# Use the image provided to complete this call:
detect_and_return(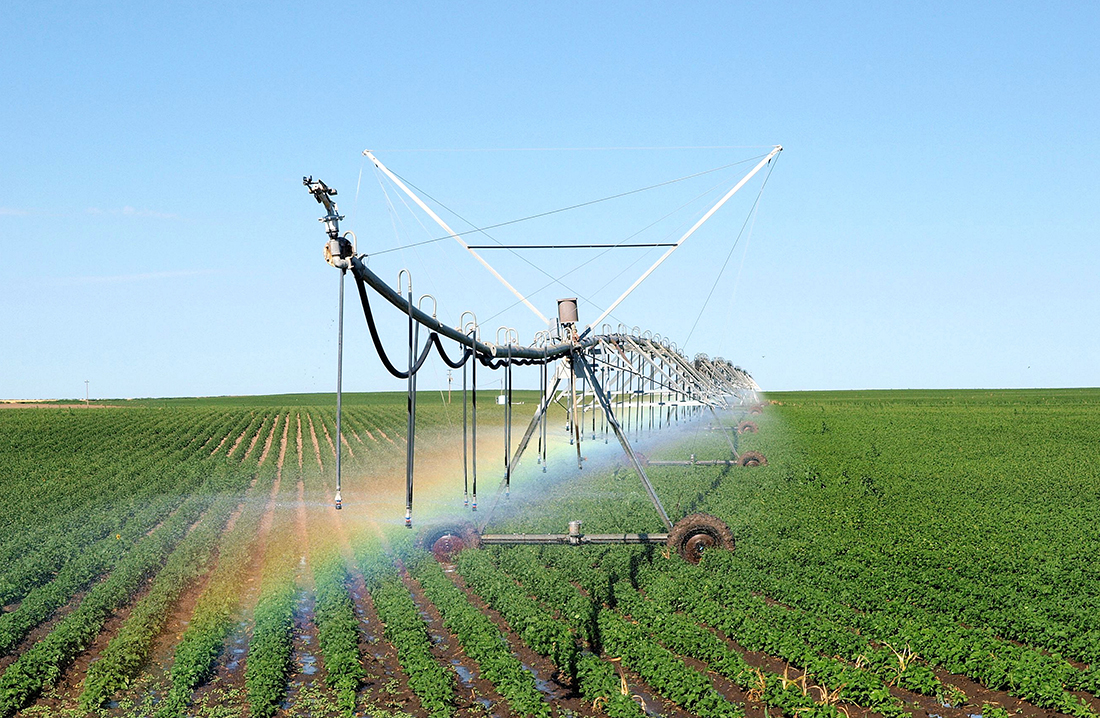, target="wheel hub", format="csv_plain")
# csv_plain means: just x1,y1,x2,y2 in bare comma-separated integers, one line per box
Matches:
431,533,467,562
684,532,716,563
